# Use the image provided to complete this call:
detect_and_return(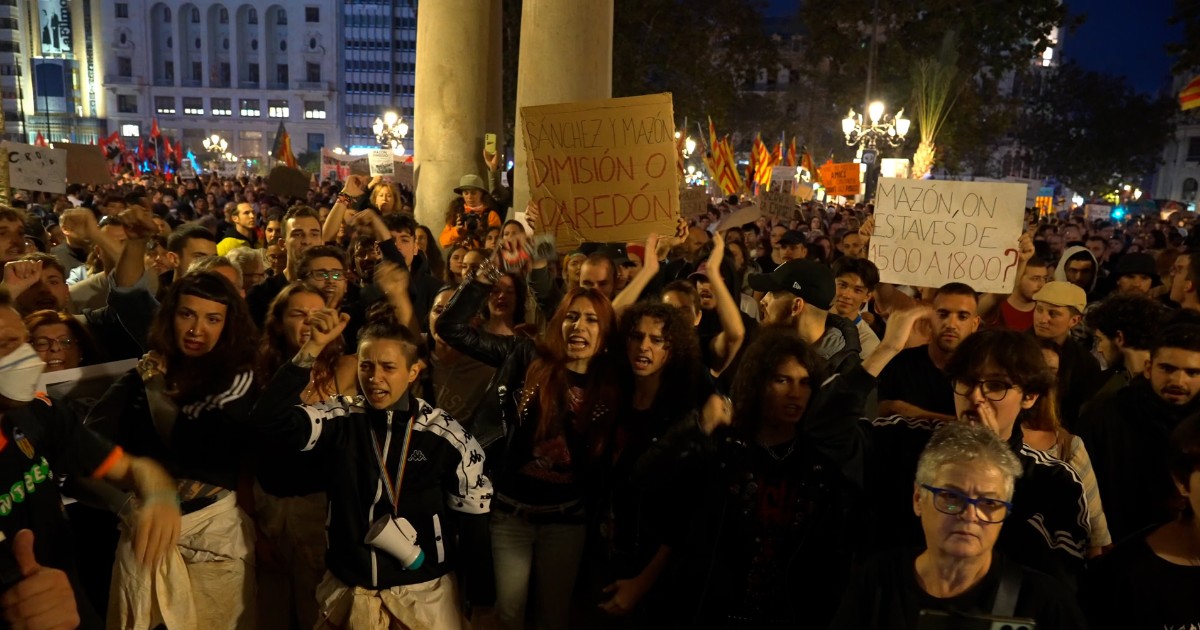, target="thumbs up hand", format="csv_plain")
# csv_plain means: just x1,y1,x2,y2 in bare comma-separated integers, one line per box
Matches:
1,529,81,630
